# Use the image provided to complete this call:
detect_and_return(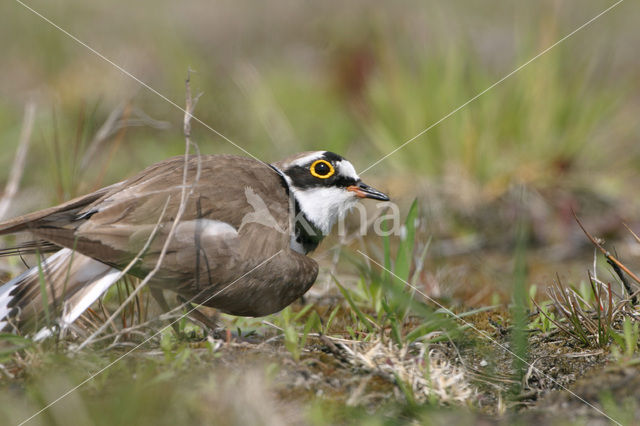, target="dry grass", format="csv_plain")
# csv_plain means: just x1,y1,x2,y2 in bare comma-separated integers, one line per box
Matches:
339,339,476,405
